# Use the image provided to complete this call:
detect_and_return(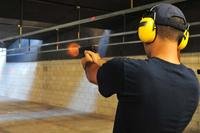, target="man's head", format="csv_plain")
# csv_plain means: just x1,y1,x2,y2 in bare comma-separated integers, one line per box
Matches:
138,3,189,58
